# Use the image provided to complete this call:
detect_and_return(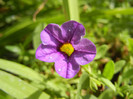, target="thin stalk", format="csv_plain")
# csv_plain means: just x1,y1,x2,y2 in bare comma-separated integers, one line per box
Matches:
63,0,80,22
